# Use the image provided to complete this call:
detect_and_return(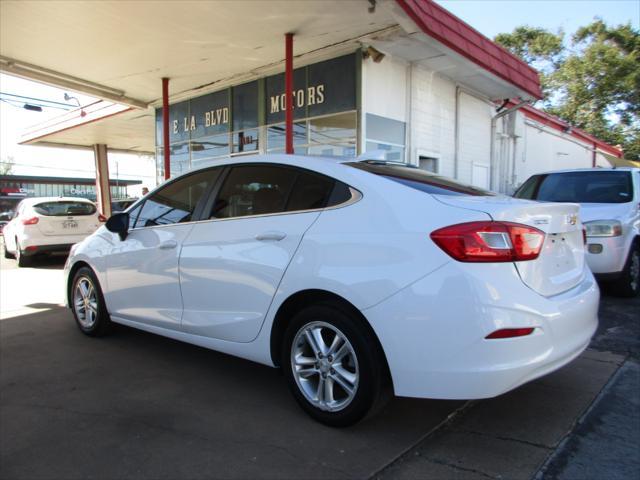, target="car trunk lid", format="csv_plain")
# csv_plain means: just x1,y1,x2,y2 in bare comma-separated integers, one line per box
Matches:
433,195,585,297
